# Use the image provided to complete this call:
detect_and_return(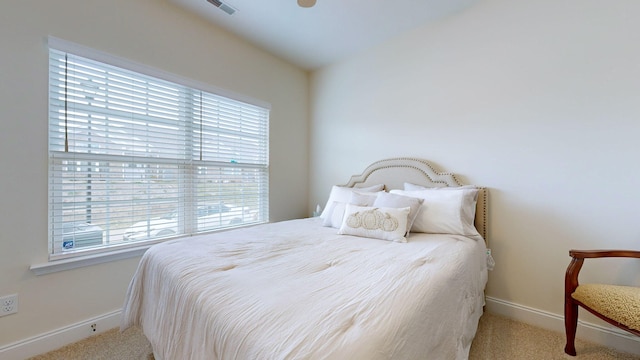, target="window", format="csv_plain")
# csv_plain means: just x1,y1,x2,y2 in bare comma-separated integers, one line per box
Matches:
48,39,269,259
